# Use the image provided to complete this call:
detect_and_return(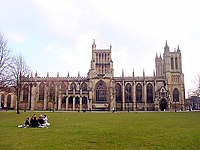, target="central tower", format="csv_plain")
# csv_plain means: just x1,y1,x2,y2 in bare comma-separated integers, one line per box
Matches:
88,39,114,78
